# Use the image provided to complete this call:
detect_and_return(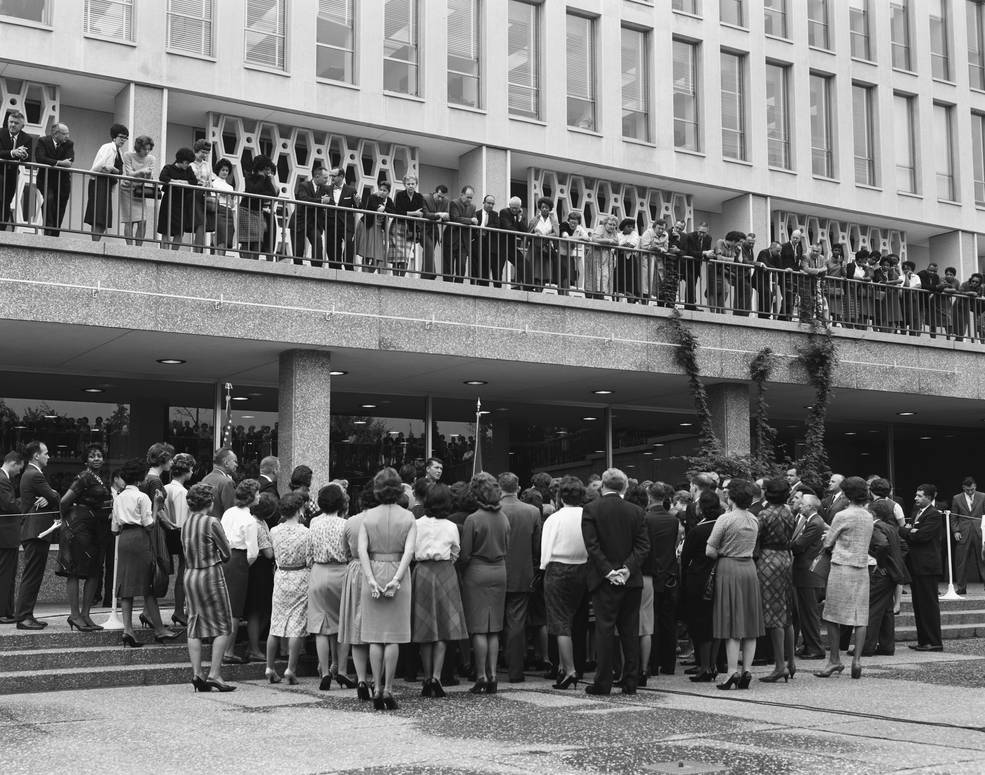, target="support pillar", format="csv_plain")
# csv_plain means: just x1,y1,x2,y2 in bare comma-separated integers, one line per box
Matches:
715,193,770,248
928,230,979,278
278,350,333,491
708,383,751,456
457,146,509,205
114,82,167,157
